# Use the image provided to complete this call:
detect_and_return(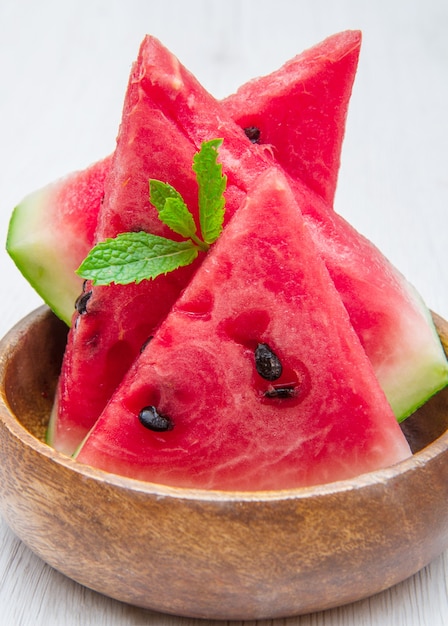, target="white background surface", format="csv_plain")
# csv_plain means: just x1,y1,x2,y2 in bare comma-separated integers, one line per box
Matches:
0,1,447,624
